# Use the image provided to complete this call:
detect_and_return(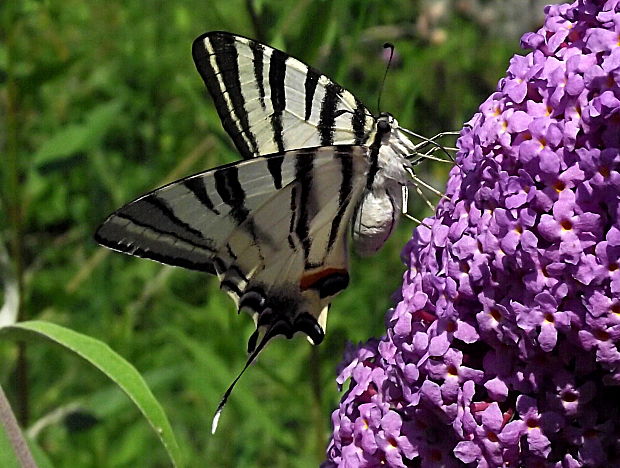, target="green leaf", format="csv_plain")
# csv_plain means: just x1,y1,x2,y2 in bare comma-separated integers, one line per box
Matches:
0,321,182,468
33,100,124,167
